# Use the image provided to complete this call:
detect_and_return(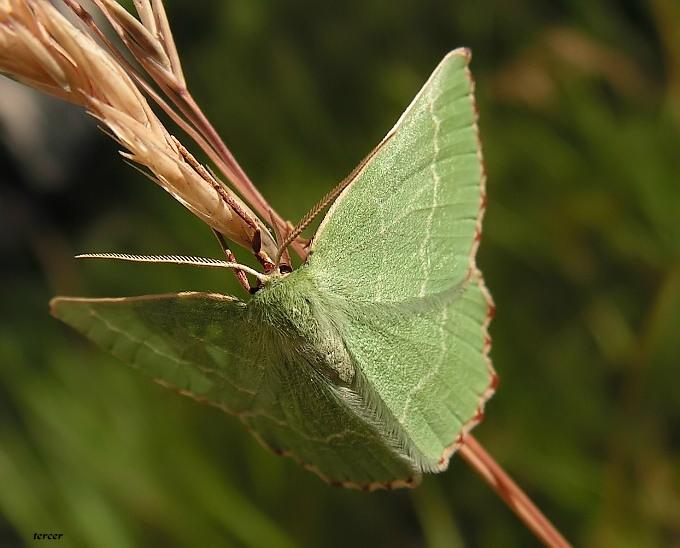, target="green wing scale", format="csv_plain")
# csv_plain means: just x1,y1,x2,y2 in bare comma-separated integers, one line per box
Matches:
51,48,496,489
